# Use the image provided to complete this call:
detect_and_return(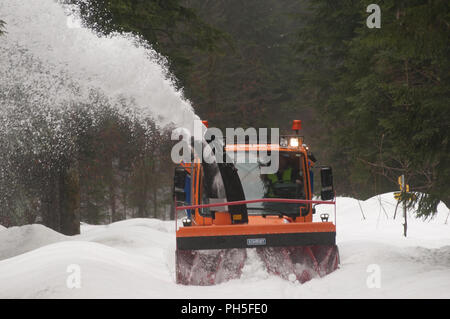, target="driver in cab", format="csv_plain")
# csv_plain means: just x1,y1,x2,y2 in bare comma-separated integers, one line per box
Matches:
264,153,304,199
